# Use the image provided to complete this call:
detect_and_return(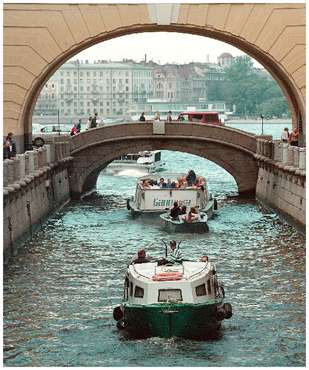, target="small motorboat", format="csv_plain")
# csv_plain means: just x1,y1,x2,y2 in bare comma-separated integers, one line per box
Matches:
106,150,165,174
113,242,232,339
160,212,209,233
